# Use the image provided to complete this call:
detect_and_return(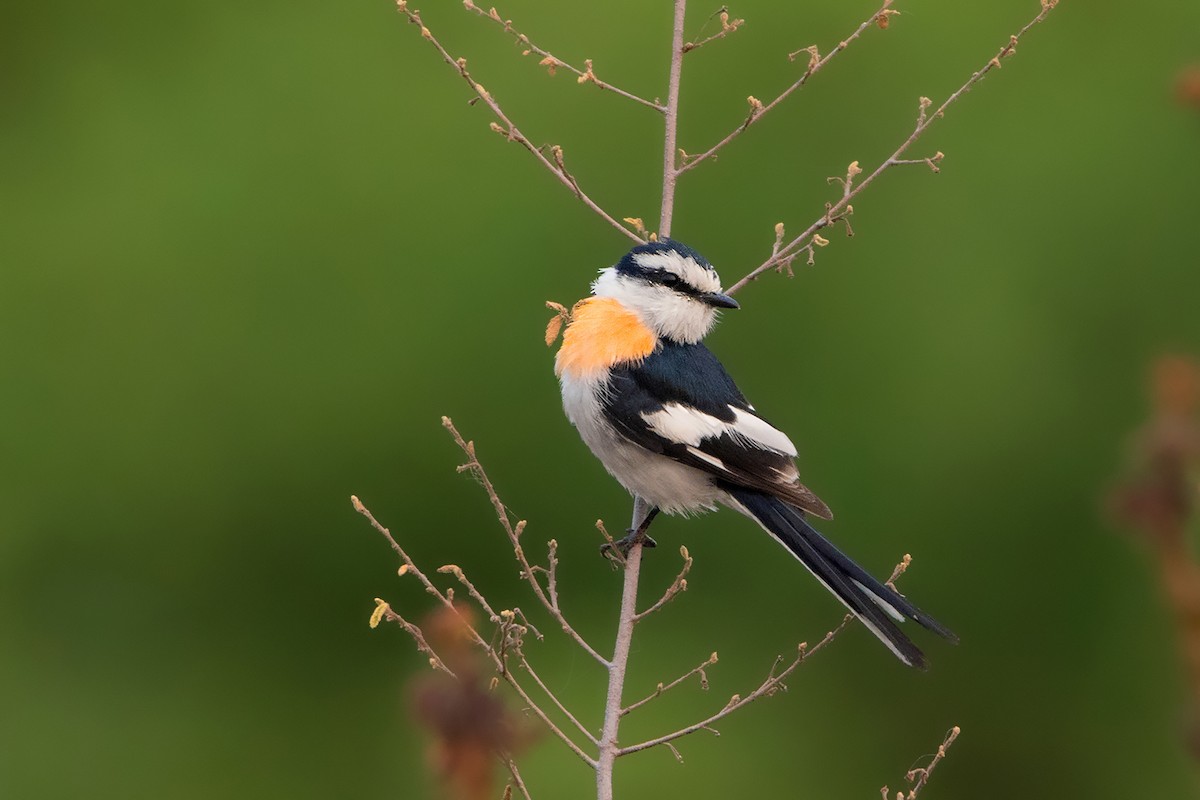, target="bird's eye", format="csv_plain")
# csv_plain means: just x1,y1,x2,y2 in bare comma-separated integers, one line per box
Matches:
658,272,681,286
